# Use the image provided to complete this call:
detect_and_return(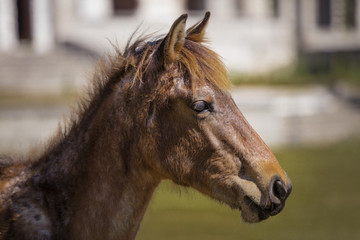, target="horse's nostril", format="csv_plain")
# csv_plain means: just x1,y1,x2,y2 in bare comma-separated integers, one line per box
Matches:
268,179,288,206
273,180,287,201
267,179,287,216
268,178,291,216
